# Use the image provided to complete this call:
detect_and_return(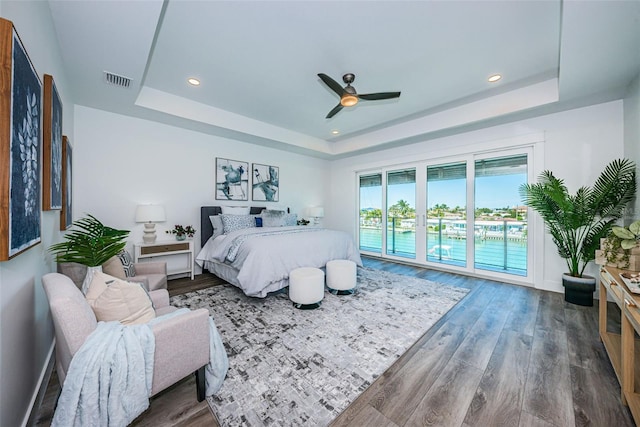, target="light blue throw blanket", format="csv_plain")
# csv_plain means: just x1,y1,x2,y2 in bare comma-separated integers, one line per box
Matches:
52,309,228,427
